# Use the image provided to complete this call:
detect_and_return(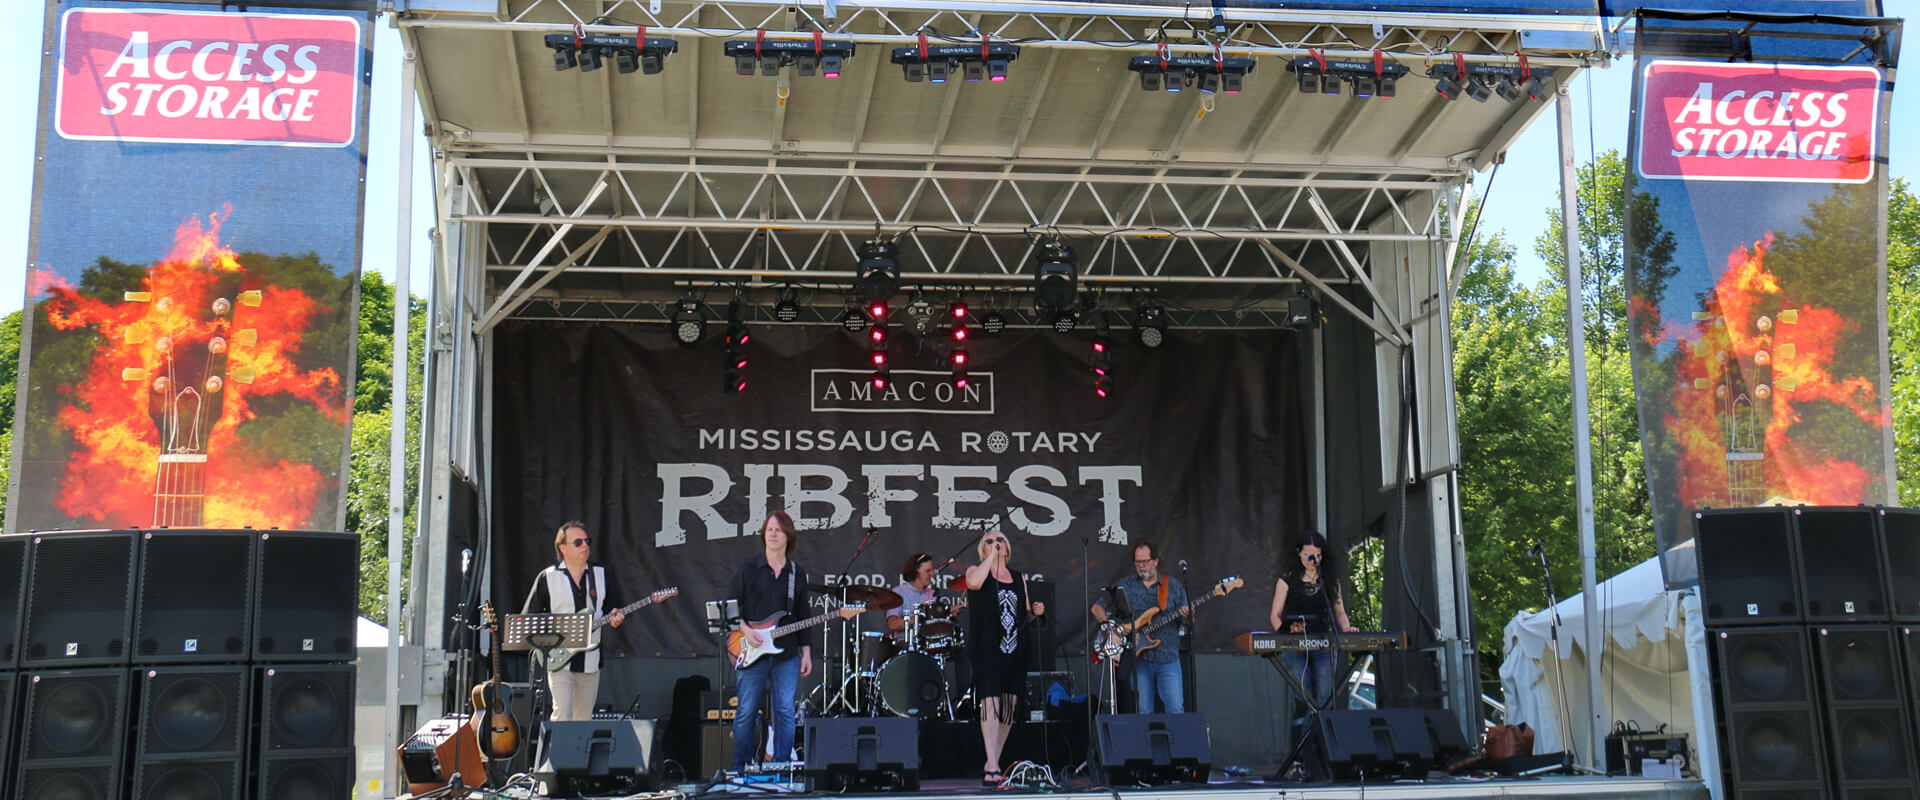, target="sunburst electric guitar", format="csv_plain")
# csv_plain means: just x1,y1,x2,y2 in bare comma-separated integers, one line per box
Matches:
727,604,865,668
